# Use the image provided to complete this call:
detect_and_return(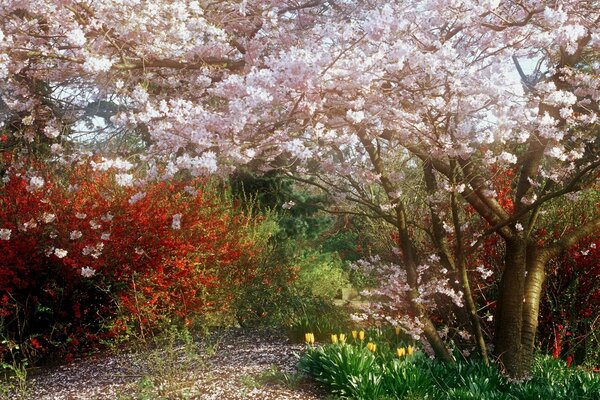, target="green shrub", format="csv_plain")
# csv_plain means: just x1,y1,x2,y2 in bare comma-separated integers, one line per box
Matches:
229,172,355,333
296,250,350,299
